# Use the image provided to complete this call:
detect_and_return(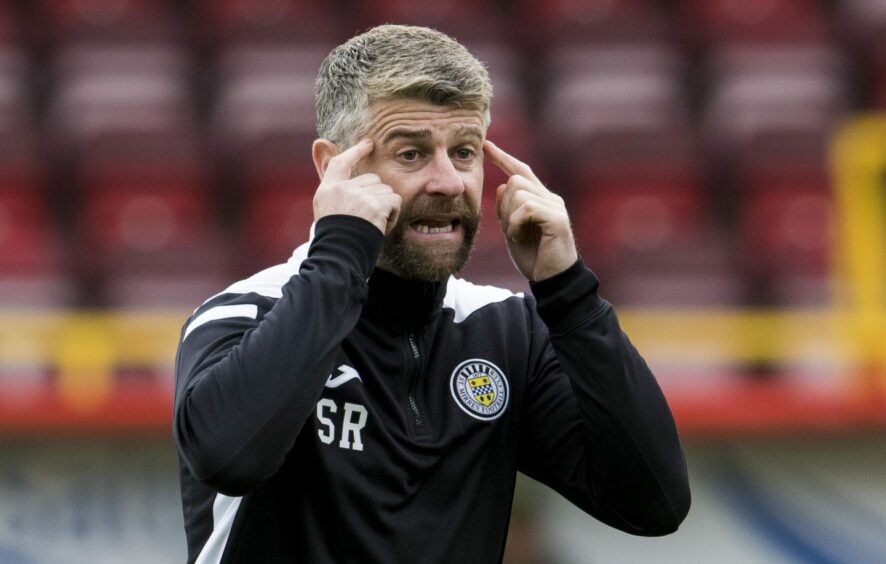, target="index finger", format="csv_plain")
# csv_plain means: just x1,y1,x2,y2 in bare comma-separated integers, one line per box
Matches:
325,138,374,181
484,140,540,183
